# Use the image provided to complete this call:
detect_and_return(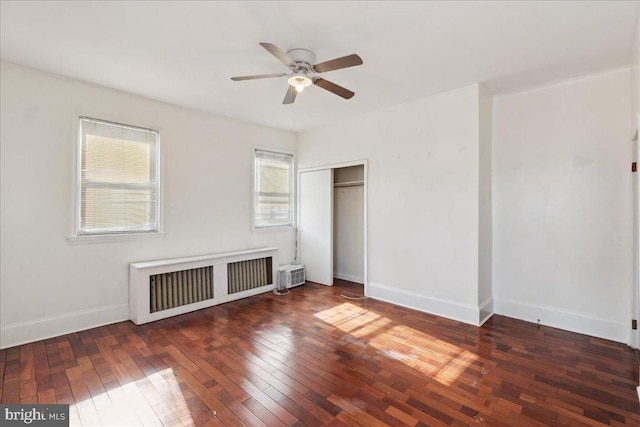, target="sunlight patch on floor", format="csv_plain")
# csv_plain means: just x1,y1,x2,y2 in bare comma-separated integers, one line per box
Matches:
70,367,195,426
314,302,392,336
314,302,477,385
